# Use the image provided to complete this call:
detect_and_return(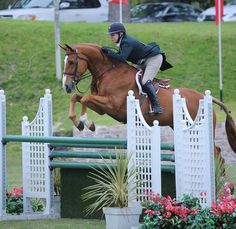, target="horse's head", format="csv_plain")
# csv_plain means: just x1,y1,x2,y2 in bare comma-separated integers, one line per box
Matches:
60,44,88,93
